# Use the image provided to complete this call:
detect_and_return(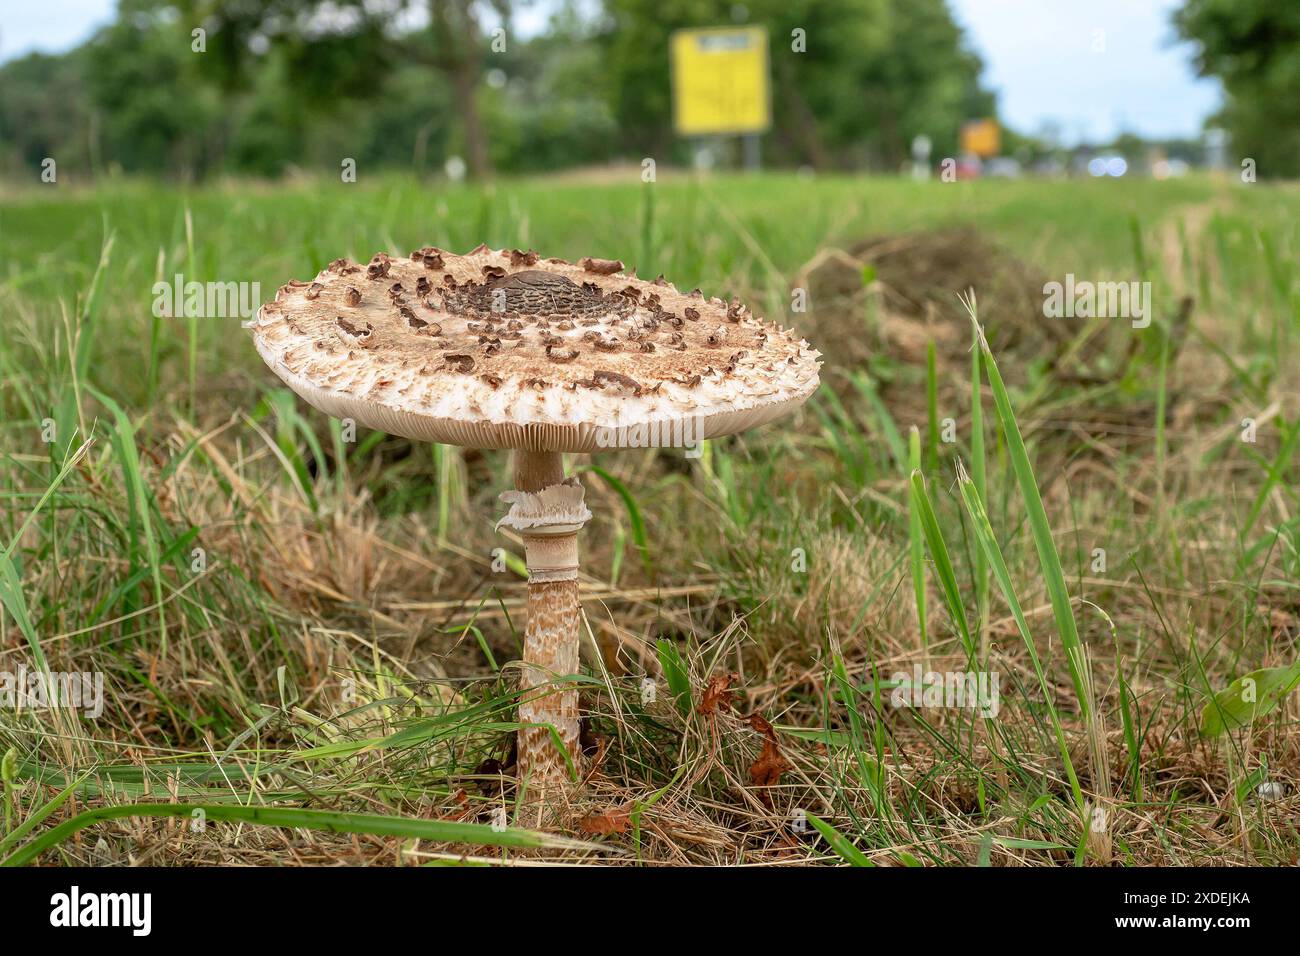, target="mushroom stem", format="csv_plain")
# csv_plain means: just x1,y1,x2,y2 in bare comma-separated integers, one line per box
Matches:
514,448,565,493
509,450,586,801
